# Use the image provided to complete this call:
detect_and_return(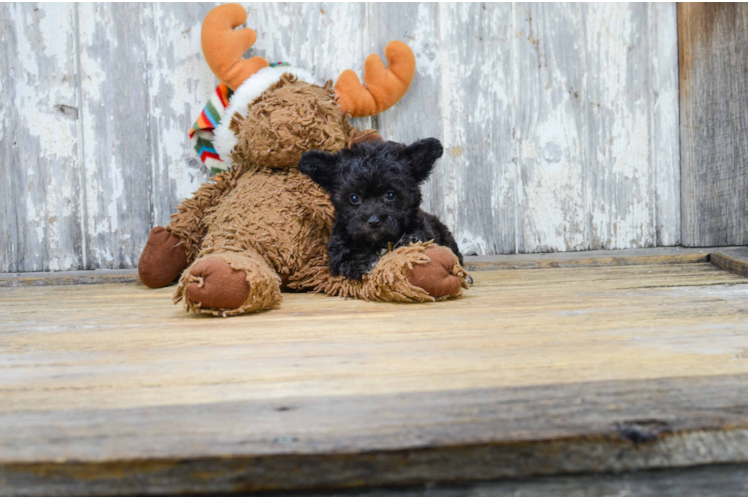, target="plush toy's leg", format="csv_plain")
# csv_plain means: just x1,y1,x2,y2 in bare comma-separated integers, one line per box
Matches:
166,166,243,262
139,168,243,289
173,249,282,316
305,242,469,302
138,227,189,288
